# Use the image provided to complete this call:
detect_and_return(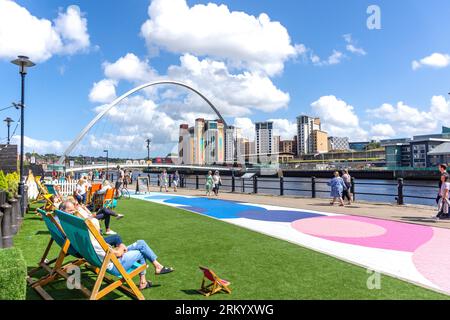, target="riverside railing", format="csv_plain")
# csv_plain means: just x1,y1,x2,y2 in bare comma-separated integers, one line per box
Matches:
177,175,438,206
